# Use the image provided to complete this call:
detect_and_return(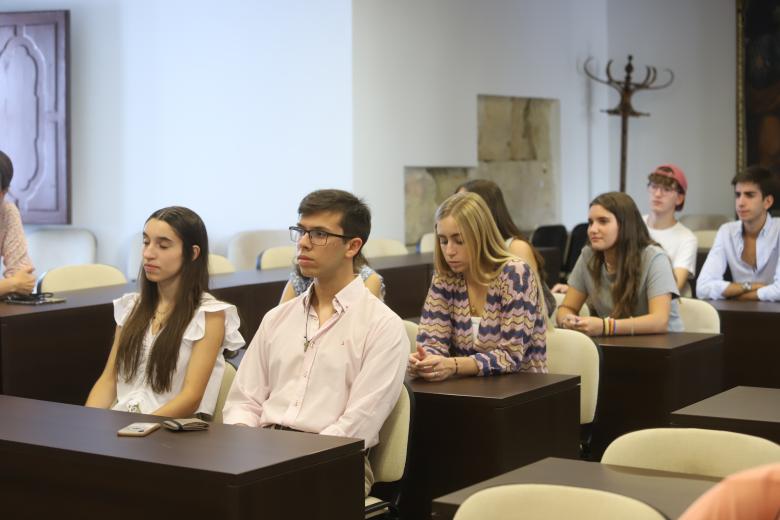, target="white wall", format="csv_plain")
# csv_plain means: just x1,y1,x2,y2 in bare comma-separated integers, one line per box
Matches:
7,0,352,269
607,0,737,217
4,0,738,271
353,0,611,239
